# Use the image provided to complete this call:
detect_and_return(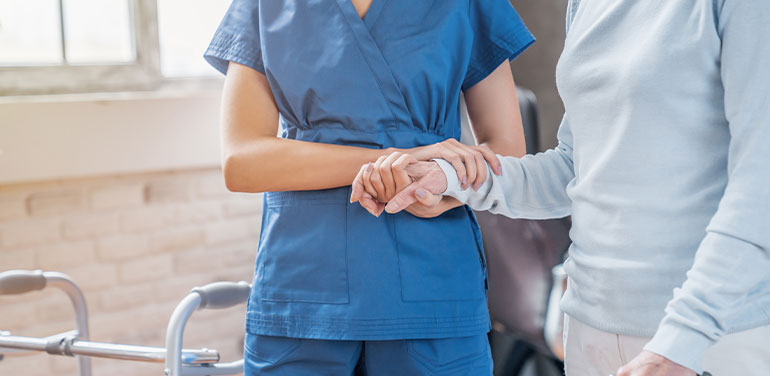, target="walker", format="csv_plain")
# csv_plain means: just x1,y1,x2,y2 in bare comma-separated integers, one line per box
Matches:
0,269,250,376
